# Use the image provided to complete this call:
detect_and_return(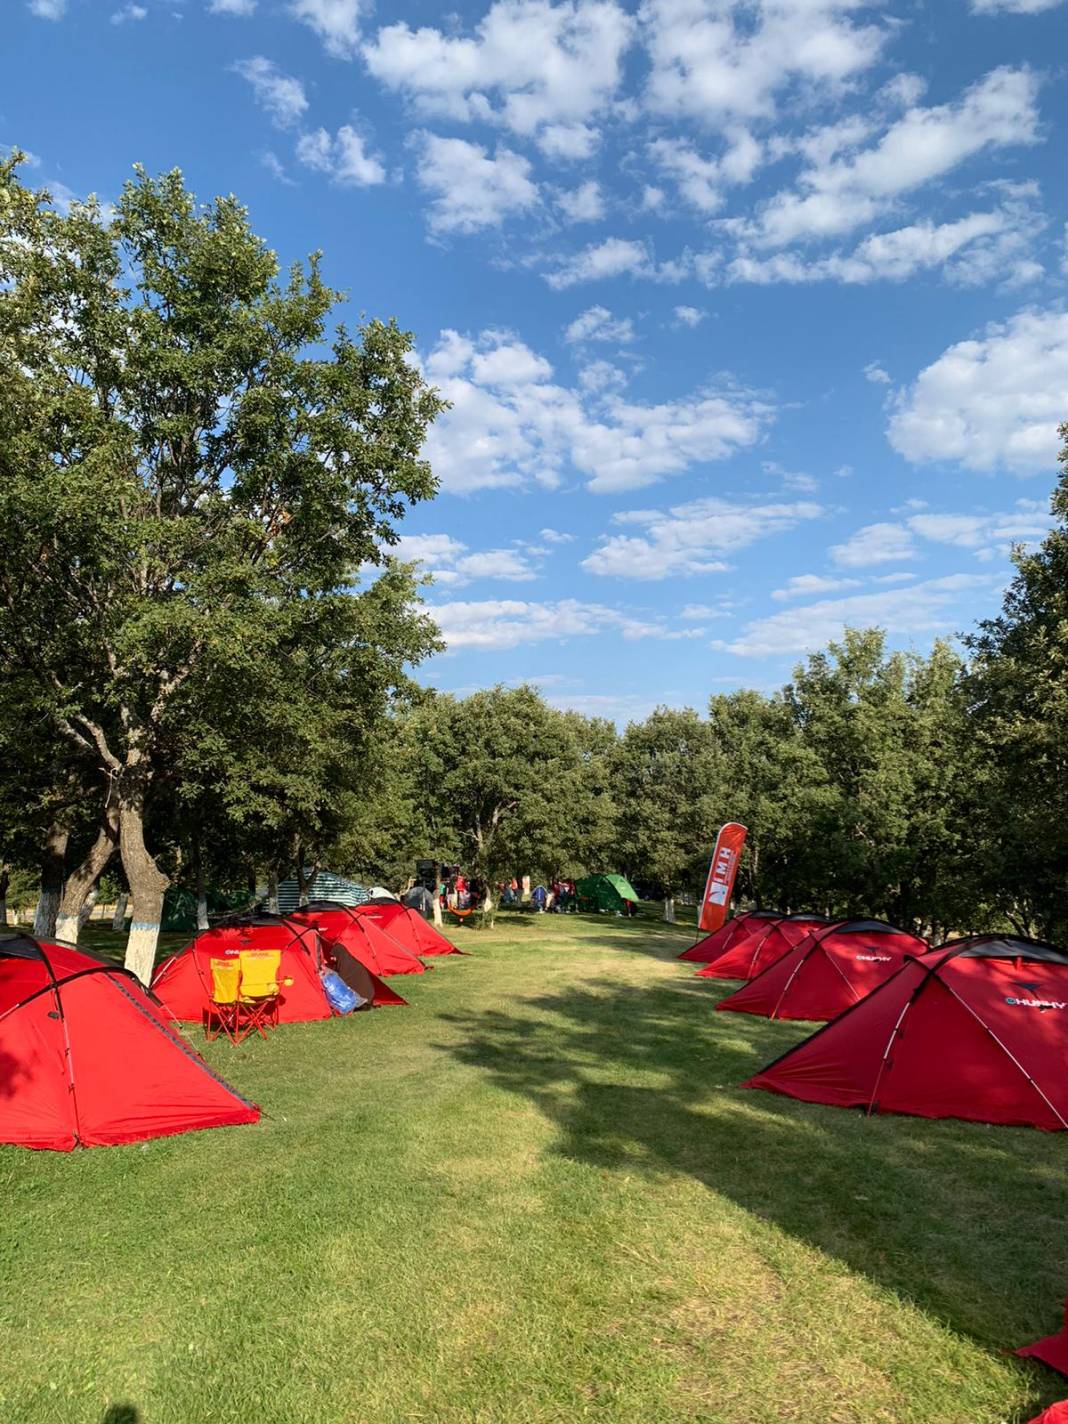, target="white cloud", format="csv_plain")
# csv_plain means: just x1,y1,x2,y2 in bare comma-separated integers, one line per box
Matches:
394,533,543,586
431,597,699,650
111,3,146,21
364,0,633,148
642,0,886,126
260,151,294,184
971,0,1064,11
864,361,891,384
830,522,918,567
538,123,601,161
556,181,606,224
414,134,538,234
290,0,362,57
583,497,822,579
209,0,256,13
540,528,576,544
296,125,385,185
421,327,771,494
578,359,628,392
648,129,762,213
907,501,1052,556
771,574,862,600
563,305,635,344
723,574,996,656
725,190,1044,288
28,0,65,17
741,67,1040,250
545,237,653,289
888,308,1068,475
674,305,706,327
233,57,308,128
